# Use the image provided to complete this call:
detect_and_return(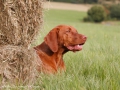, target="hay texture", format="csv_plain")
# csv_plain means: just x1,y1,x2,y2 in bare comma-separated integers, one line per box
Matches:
0,45,40,85
0,0,44,86
0,0,43,47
